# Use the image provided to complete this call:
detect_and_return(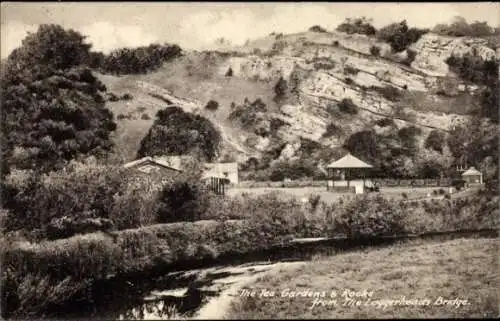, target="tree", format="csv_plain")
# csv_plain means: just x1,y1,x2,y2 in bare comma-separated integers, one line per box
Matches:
433,16,495,37
424,130,445,153
137,107,221,162
1,24,116,175
225,67,233,77
398,126,422,154
5,24,91,73
370,45,381,57
344,130,379,165
338,98,359,115
377,20,428,52
273,76,288,102
205,100,219,111
445,53,498,124
336,17,377,36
